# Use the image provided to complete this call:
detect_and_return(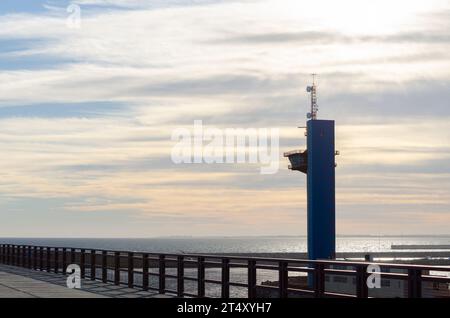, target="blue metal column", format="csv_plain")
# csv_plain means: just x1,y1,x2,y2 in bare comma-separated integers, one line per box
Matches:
307,119,336,261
